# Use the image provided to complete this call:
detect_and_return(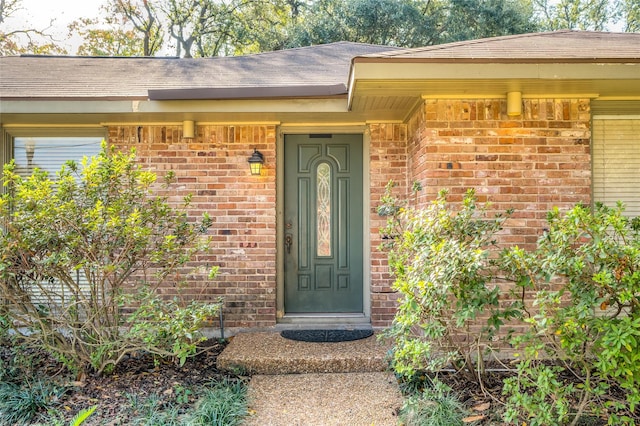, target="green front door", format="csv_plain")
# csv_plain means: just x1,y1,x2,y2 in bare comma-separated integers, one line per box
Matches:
284,134,363,313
